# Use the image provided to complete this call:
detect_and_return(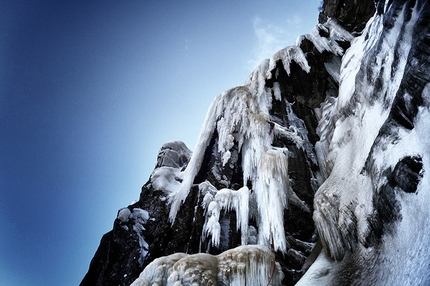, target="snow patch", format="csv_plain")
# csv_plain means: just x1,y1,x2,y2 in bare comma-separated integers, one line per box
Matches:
150,166,183,195
117,208,131,222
